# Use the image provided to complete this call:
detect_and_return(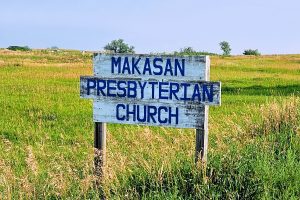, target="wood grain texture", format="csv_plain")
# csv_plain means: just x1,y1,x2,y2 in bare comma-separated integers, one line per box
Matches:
94,122,106,179
93,54,209,81
80,76,221,106
195,55,210,163
93,100,205,129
